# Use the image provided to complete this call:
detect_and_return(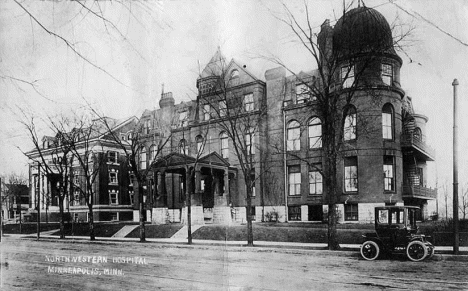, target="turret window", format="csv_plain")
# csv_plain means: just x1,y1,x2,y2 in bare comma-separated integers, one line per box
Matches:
381,63,393,86
343,106,357,141
382,104,394,140
383,156,395,192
